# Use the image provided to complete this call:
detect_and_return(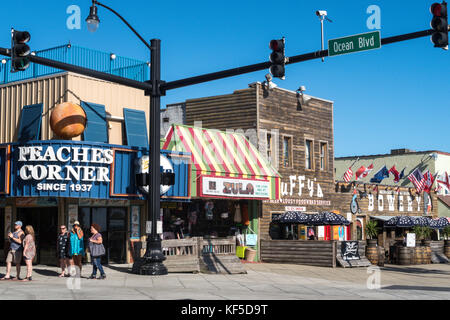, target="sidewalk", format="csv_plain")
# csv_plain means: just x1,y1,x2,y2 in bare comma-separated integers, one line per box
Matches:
0,262,449,300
